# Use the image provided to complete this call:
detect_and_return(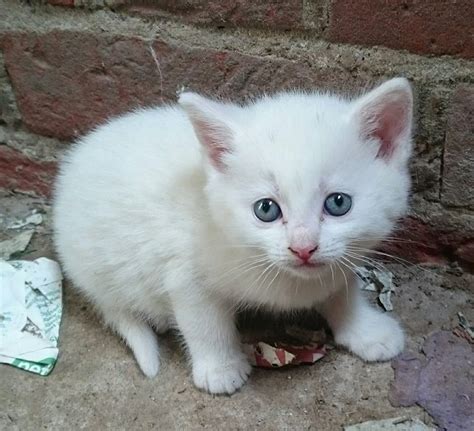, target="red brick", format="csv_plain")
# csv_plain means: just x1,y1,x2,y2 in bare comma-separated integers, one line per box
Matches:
382,212,474,269
0,146,57,197
456,241,474,265
381,217,447,266
47,0,74,6
124,0,304,30
1,30,367,140
441,86,474,208
328,1,474,59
